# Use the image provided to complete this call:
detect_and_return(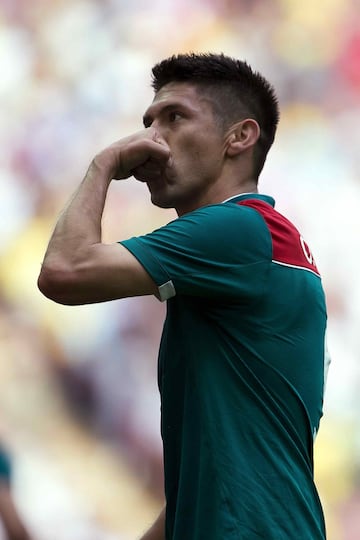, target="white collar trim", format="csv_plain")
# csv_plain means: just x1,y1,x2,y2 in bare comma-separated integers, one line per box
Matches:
221,192,258,204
